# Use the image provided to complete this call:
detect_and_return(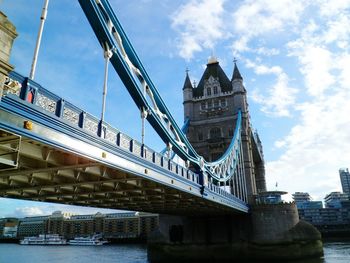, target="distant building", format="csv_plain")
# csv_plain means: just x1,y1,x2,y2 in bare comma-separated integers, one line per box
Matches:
256,191,287,204
0,218,18,238
298,207,350,226
292,192,312,203
340,168,350,195
3,222,18,238
16,211,158,240
324,192,349,208
292,192,323,209
17,215,49,238
295,191,350,236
